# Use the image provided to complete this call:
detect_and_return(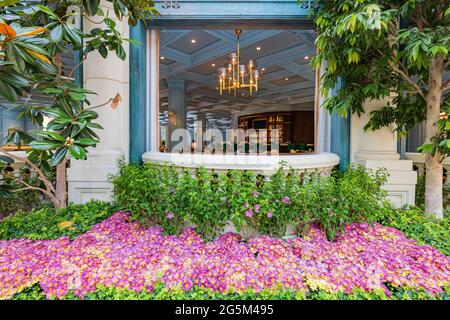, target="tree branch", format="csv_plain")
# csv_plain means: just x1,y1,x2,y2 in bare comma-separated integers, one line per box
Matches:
0,149,55,194
443,79,450,93
67,54,87,80
6,172,59,205
387,60,426,100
